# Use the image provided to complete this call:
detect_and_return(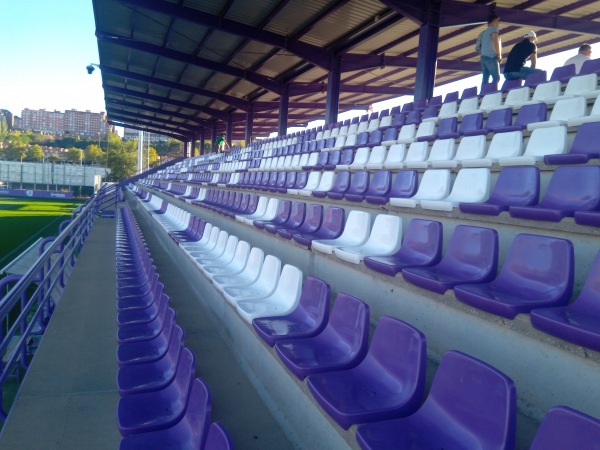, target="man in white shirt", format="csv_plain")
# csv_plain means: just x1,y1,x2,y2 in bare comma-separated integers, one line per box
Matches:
564,44,592,74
